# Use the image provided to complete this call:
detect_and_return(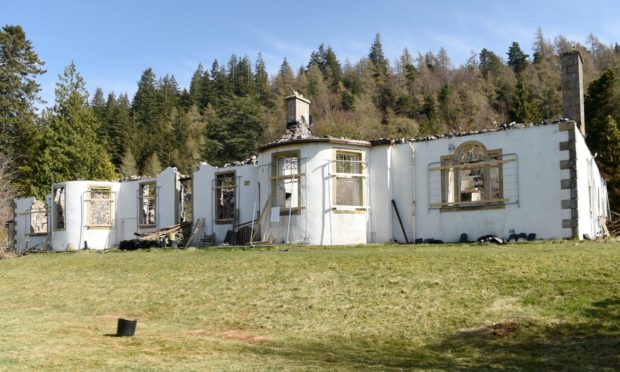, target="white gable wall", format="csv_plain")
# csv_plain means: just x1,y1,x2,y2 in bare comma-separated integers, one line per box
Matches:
393,124,571,242
575,129,609,238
